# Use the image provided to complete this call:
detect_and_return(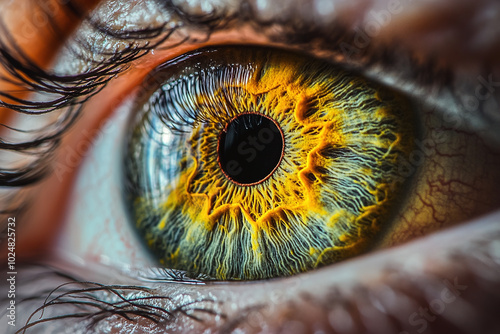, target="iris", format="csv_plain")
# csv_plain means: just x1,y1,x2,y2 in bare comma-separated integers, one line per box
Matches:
124,46,416,280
